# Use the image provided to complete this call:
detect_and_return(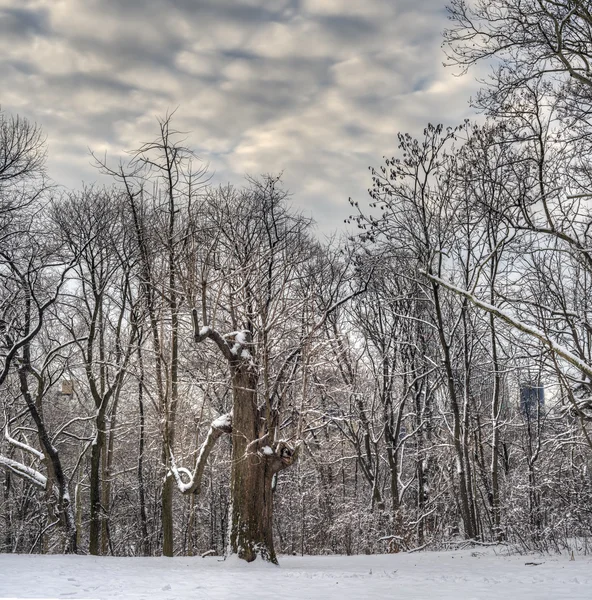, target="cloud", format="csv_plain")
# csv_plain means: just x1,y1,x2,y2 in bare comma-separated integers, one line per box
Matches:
0,0,480,232
0,6,50,38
